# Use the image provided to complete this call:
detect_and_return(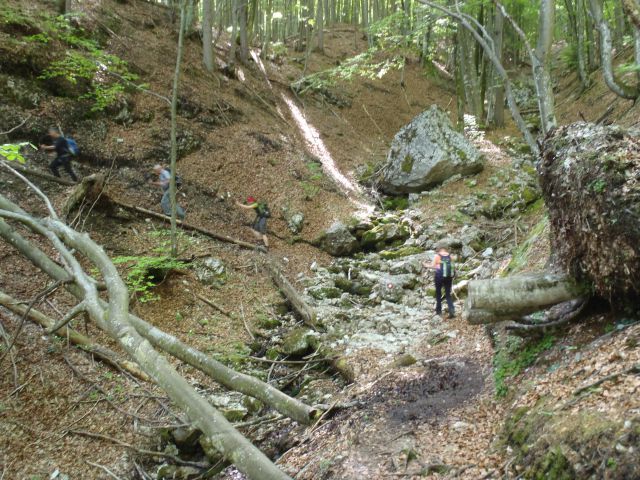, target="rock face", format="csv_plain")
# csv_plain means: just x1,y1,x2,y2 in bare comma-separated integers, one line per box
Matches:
379,105,485,194
316,222,360,256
